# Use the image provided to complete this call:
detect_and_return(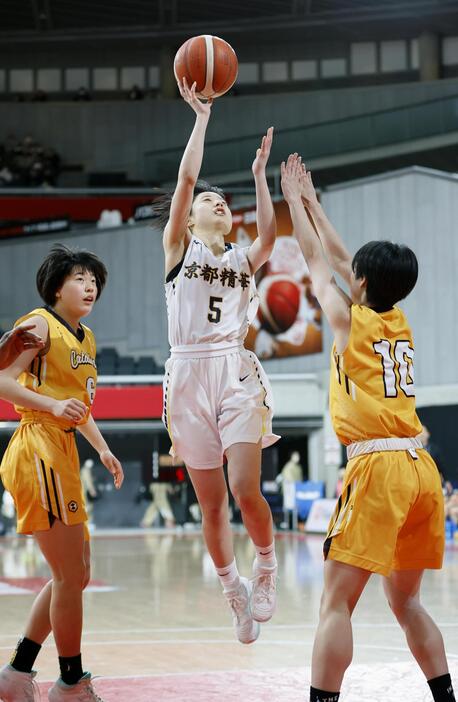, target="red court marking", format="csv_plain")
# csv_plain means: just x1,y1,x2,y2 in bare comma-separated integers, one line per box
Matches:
37,662,458,701
38,669,307,702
